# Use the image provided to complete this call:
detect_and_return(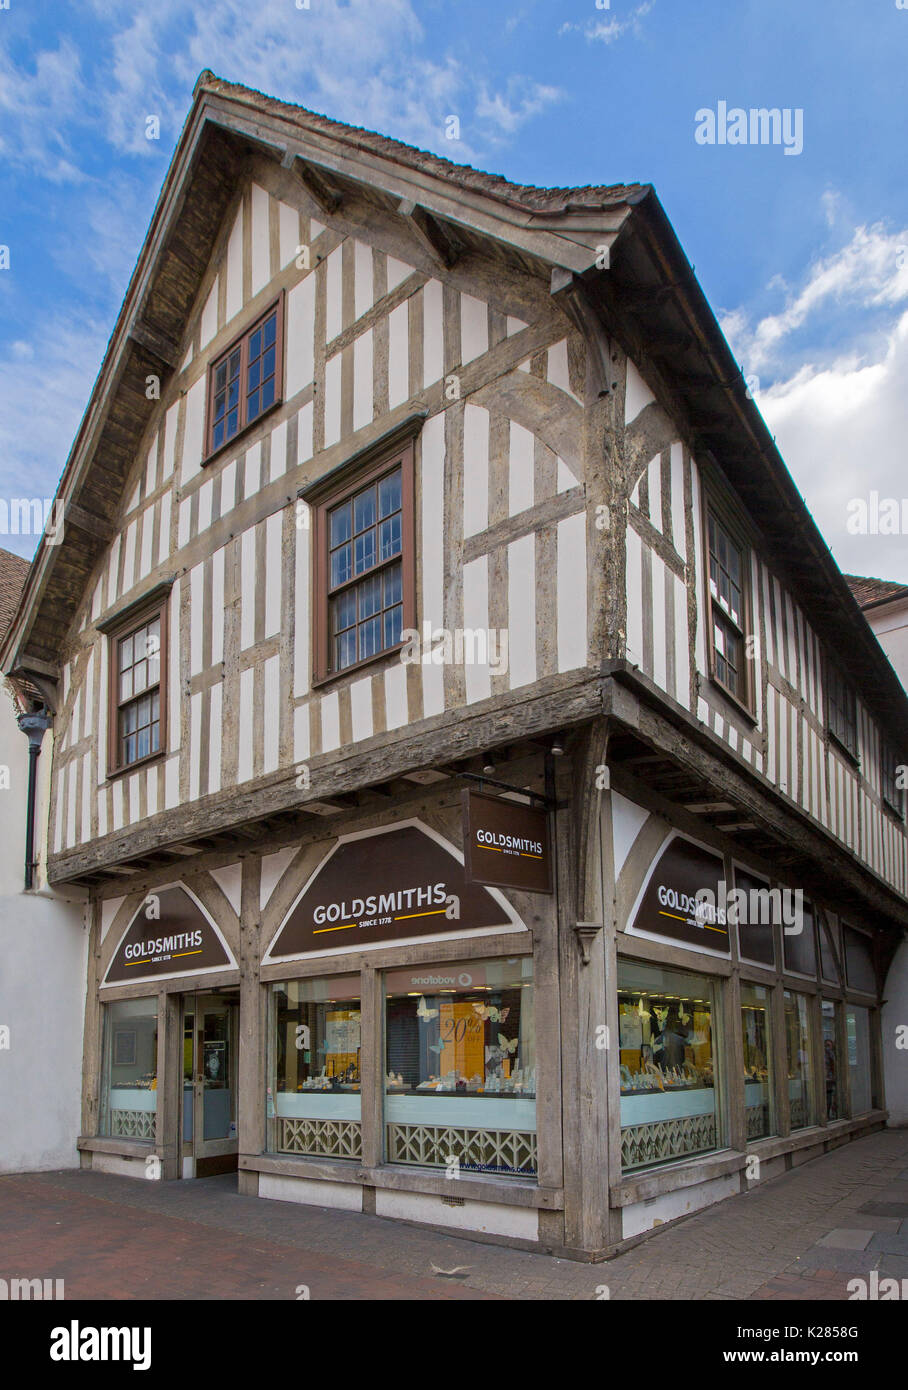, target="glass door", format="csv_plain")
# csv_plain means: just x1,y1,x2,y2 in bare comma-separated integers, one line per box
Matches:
182,991,240,1177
